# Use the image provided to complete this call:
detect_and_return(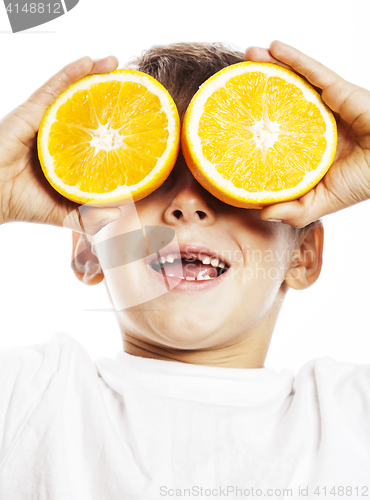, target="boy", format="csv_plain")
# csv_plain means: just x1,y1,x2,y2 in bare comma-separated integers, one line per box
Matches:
0,40,370,499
